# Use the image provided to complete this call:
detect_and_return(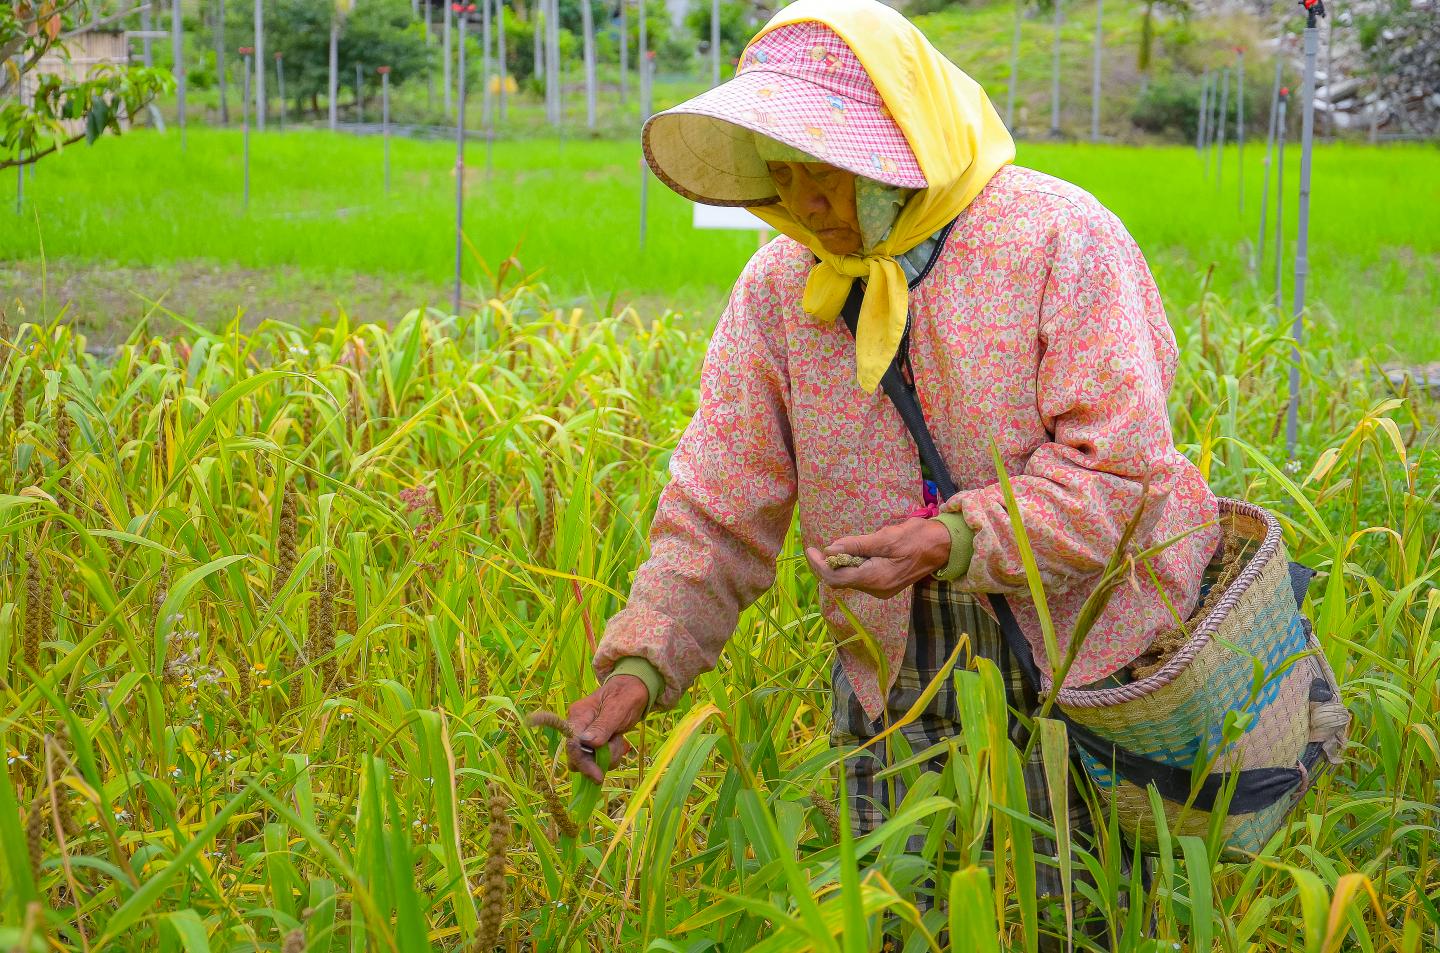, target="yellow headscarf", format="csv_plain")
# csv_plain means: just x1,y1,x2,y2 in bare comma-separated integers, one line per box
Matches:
742,0,1016,392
